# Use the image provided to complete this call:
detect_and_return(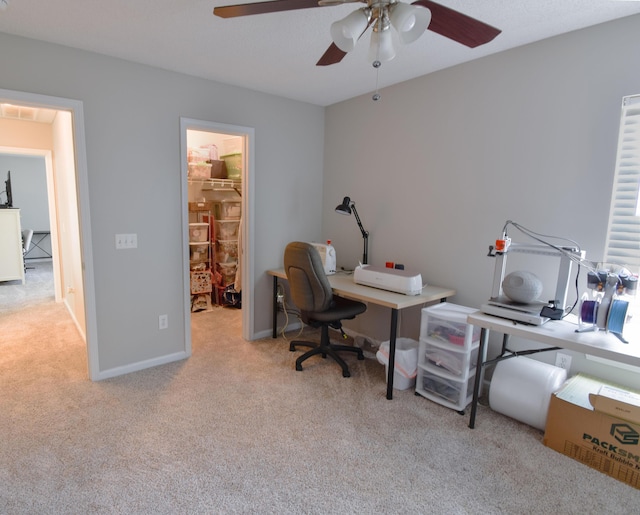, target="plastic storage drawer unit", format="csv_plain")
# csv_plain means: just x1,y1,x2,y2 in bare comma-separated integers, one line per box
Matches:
416,303,485,412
